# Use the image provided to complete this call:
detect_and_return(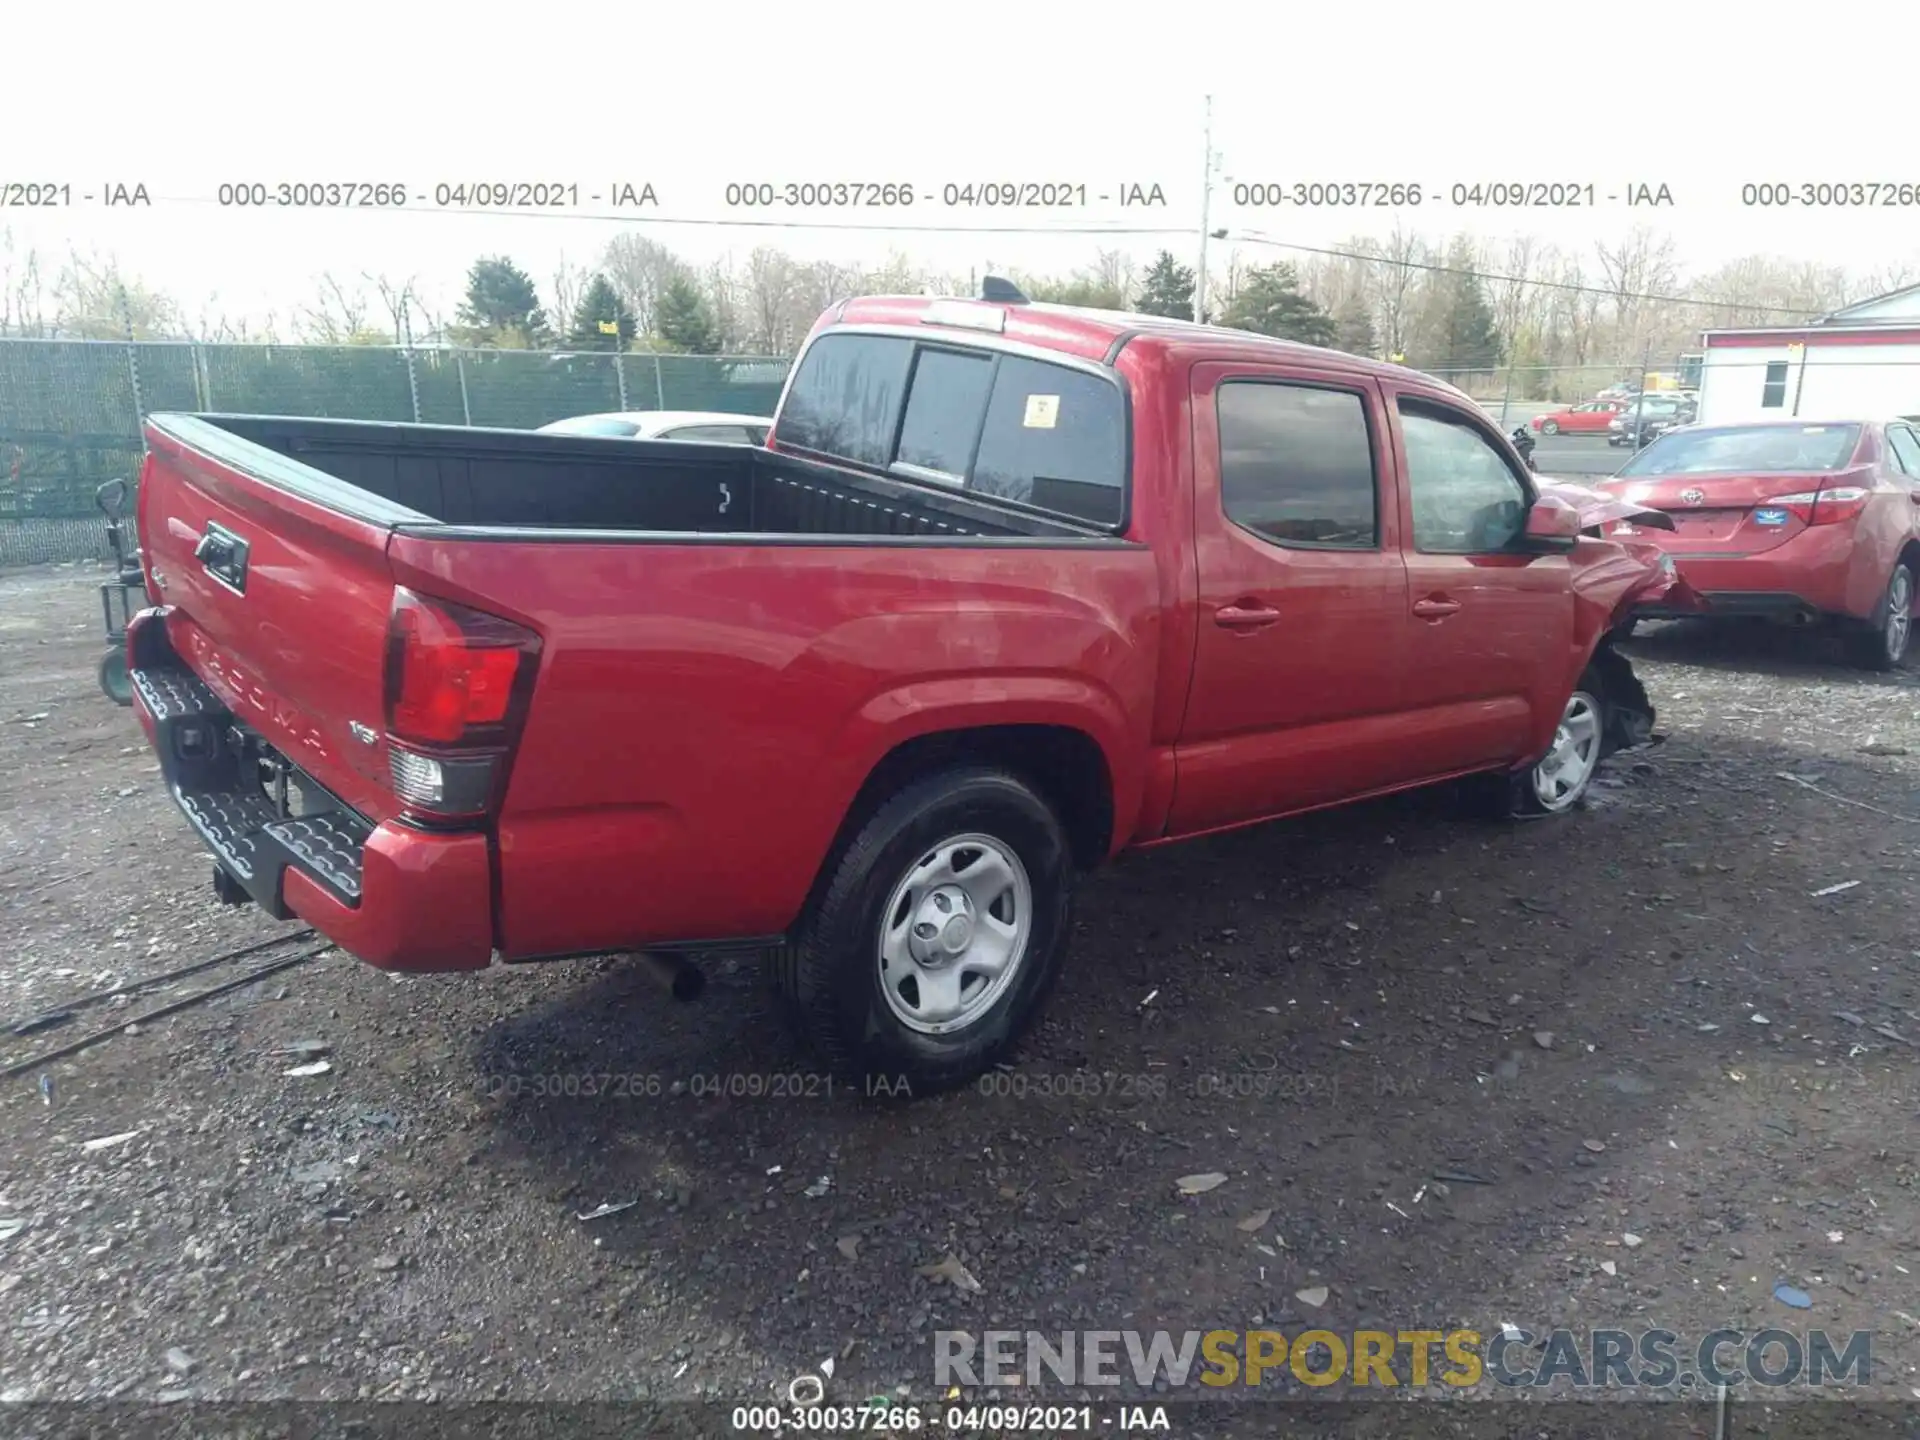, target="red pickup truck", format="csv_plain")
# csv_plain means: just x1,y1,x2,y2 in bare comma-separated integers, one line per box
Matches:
126,287,1689,1091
